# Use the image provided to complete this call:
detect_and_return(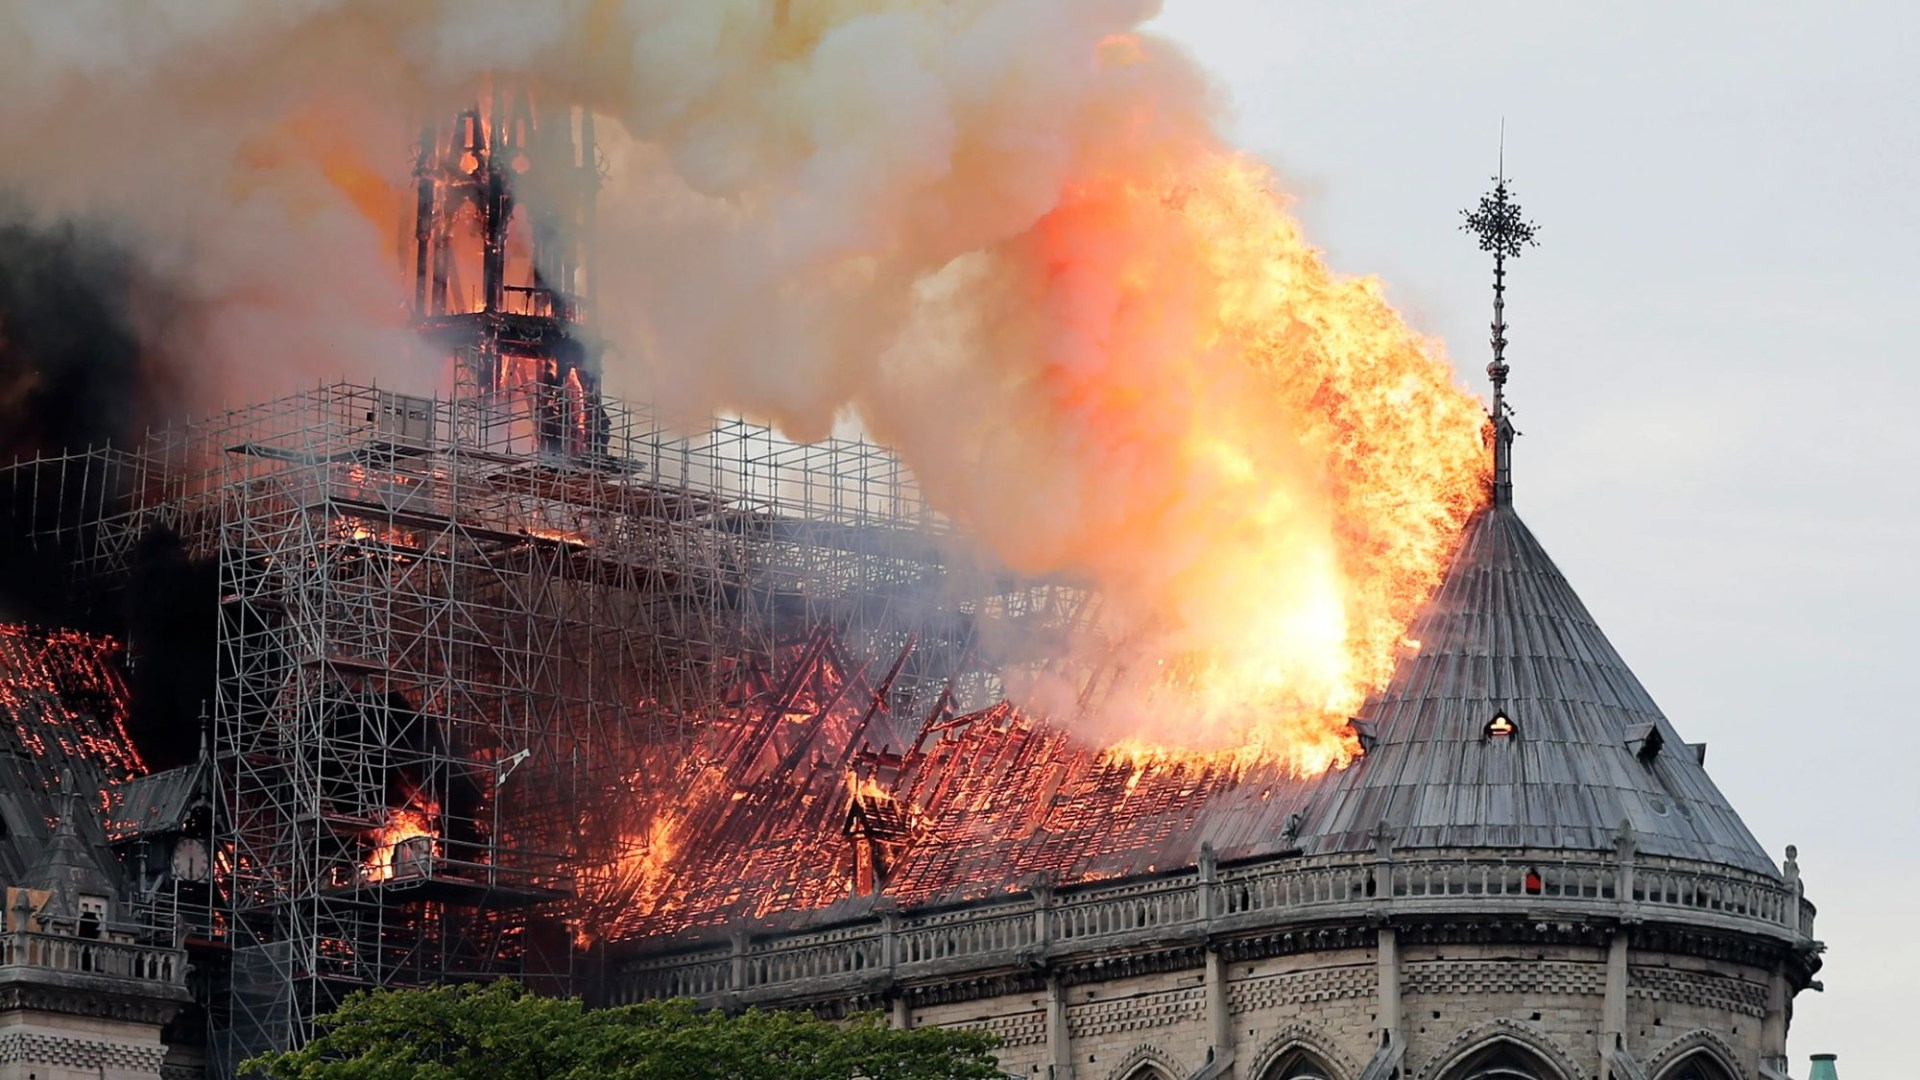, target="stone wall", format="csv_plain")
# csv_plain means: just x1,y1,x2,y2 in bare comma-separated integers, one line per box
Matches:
900,937,1775,1080
0,932,191,1080
0,1011,172,1080
613,846,1820,1080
